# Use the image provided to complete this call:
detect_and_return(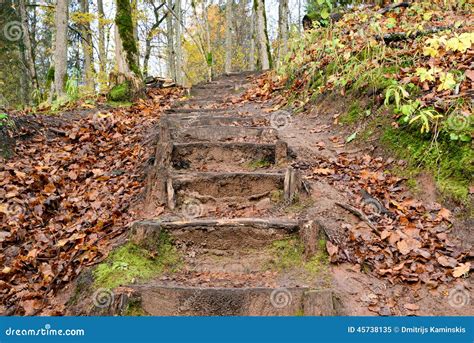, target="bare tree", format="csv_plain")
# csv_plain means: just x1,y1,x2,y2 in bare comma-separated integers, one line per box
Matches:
54,0,69,98
224,0,233,74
